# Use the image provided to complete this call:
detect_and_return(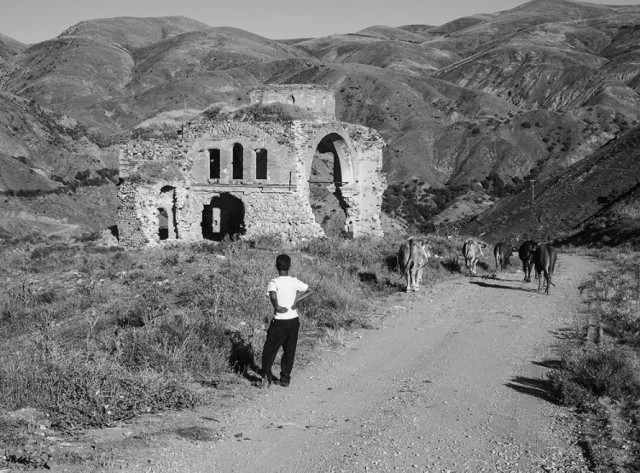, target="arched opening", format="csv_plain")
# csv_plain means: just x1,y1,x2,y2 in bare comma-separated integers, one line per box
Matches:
160,185,178,240
209,149,220,179
232,143,243,180
255,148,267,180
308,133,350,237
158,208,169,240
202,193,245,241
